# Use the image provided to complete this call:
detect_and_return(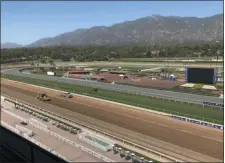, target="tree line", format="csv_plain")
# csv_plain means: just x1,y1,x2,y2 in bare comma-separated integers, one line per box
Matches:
1,43,223,63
